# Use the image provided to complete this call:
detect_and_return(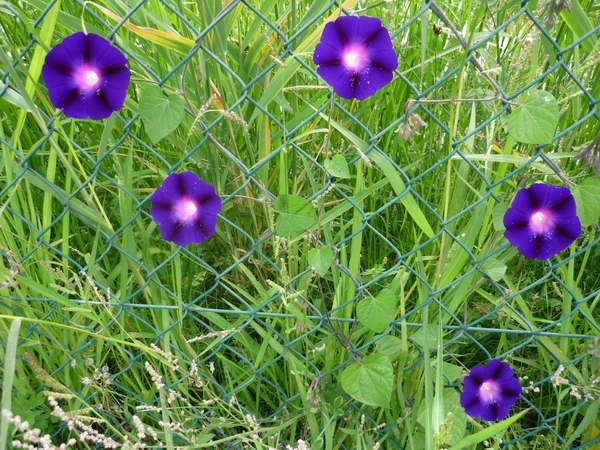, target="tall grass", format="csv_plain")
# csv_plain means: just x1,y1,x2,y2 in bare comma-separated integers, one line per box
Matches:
1,0,600,448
